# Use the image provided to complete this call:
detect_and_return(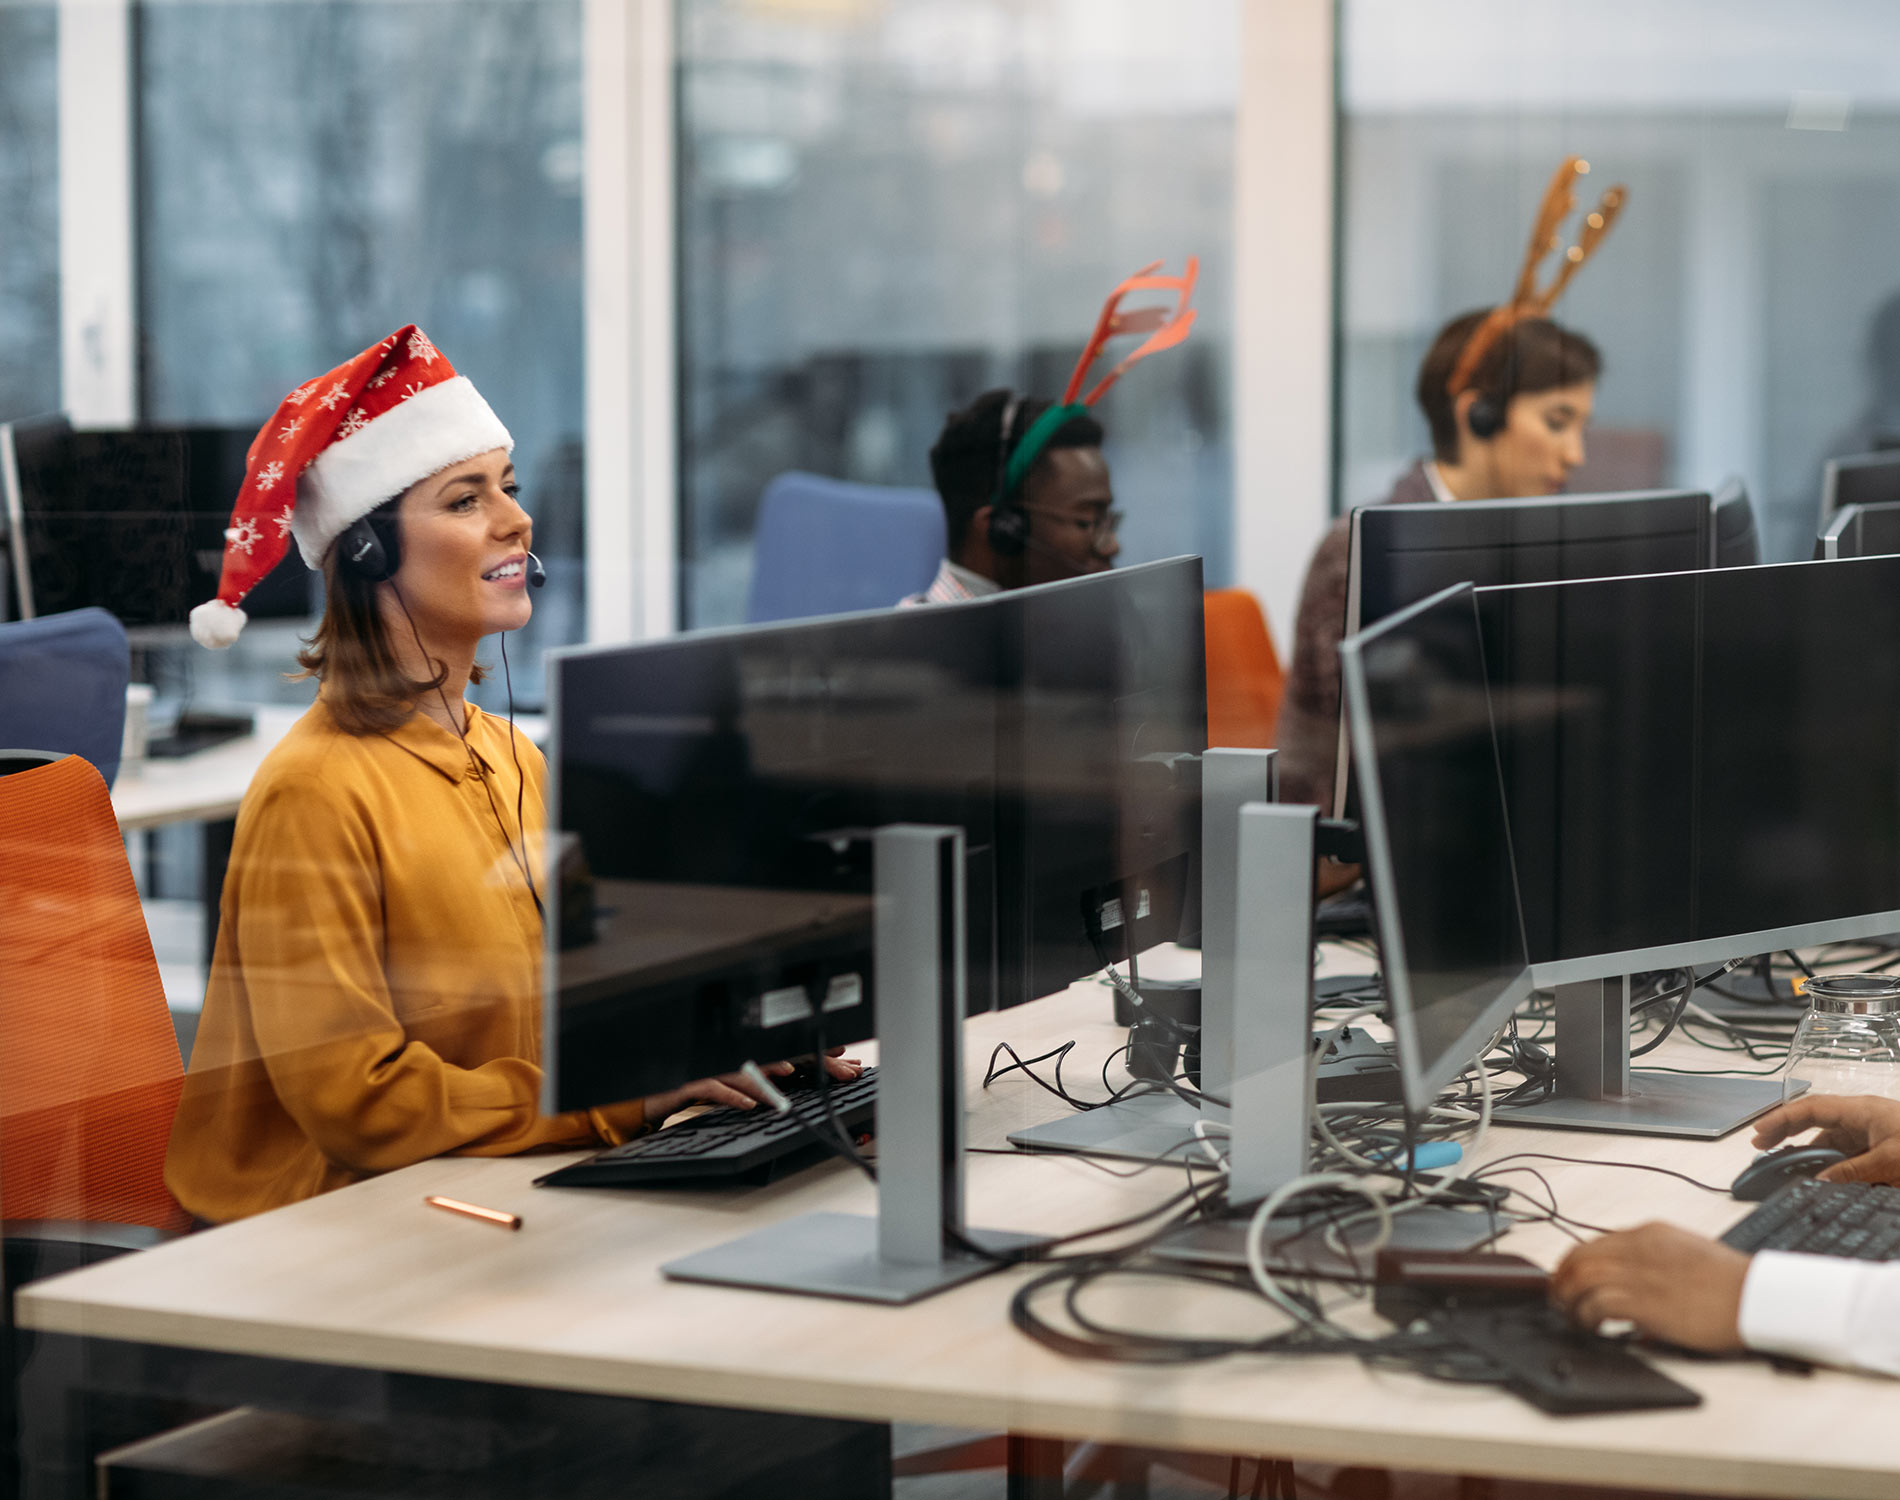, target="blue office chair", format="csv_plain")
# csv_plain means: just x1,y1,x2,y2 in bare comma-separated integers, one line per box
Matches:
0,608,129,788
744,472,946,624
